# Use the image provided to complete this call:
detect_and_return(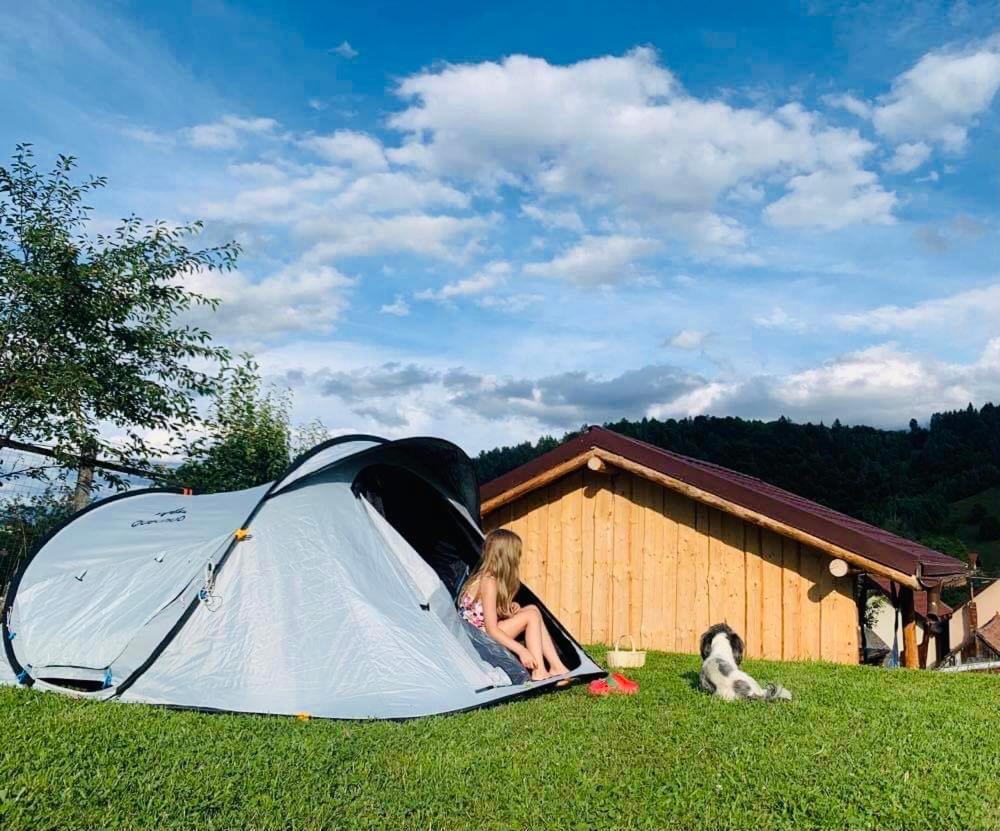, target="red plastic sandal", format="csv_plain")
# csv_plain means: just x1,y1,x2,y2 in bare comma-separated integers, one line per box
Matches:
611,672,639,694
587,673,639,696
